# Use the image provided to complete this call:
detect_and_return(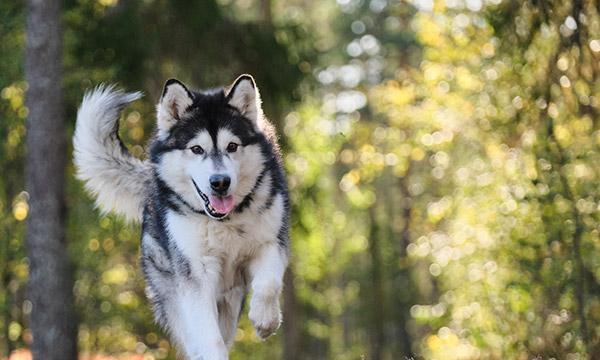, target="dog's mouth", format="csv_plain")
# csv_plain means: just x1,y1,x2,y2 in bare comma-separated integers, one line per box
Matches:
191,179,234,219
